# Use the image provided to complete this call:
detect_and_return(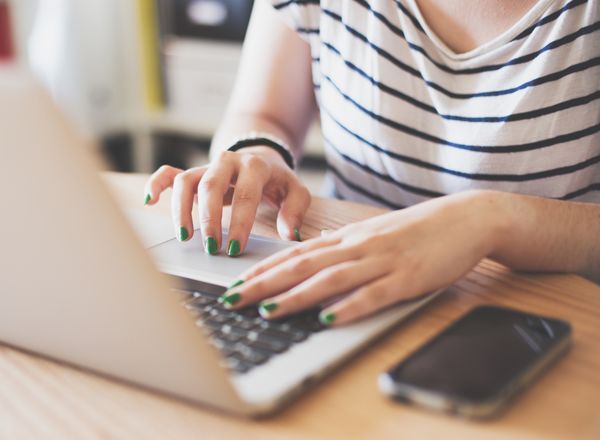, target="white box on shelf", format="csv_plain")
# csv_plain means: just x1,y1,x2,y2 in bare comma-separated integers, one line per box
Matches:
162,36,324,157
163,37,240,135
